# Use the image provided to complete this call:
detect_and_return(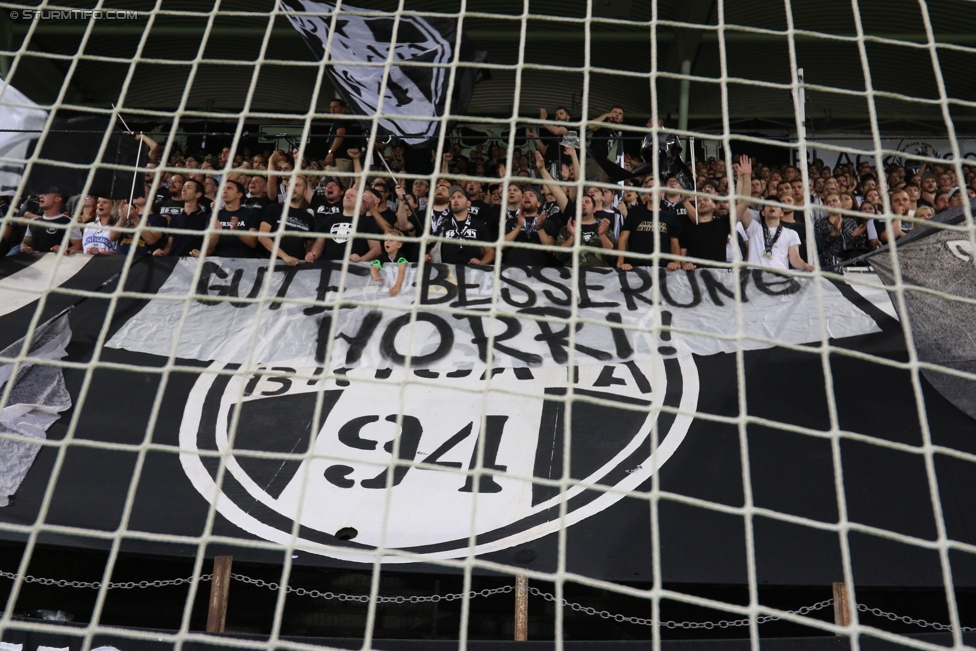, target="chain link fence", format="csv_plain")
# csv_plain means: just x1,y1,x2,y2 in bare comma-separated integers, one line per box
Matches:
856,604,976,633
0,569,211,591
3,568,973,632
527,587,835,629
231,573,513,604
